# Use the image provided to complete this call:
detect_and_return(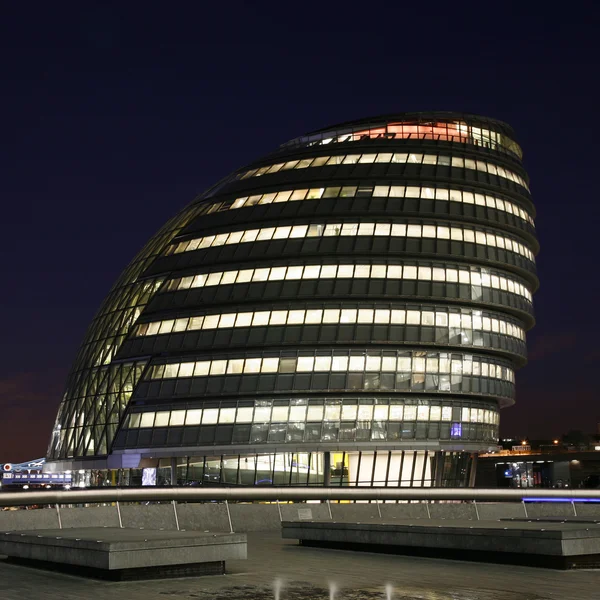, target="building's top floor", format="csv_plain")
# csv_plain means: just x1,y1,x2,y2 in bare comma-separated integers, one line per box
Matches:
283,111,522,159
